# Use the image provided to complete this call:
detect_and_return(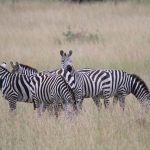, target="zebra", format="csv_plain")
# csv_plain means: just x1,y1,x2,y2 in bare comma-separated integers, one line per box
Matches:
30,73,76,117
60,50,112,111
60,50,150,111
10,61,76,116
0,63,34,111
